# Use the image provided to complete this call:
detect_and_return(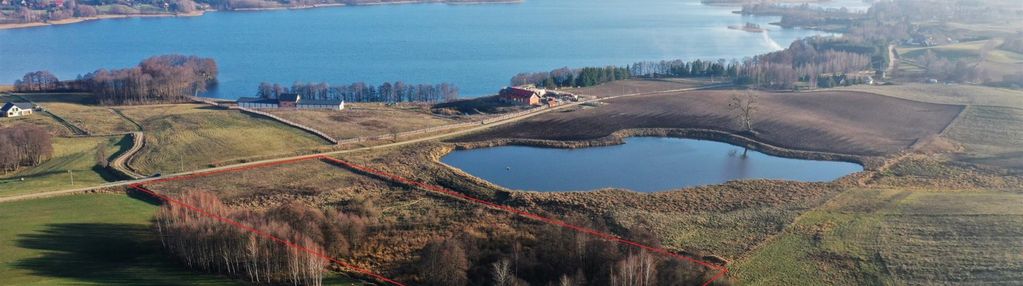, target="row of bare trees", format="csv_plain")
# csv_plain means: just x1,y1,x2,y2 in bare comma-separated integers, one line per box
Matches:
69,55,219,105
258,81,459,103
154,191,373,286
0,125,53,174
415,221,728,286
14,71,62,92
509,36,874,91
